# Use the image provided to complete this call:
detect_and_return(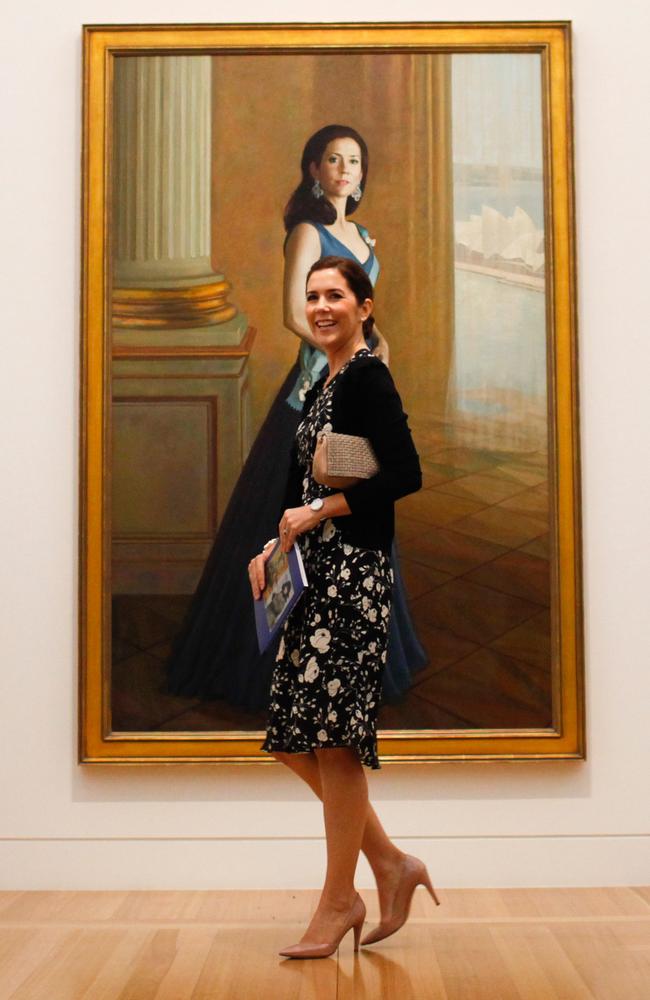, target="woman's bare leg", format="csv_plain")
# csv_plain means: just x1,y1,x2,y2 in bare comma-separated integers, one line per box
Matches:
284,747,366,945
317,747,368,905
273,750,406,923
